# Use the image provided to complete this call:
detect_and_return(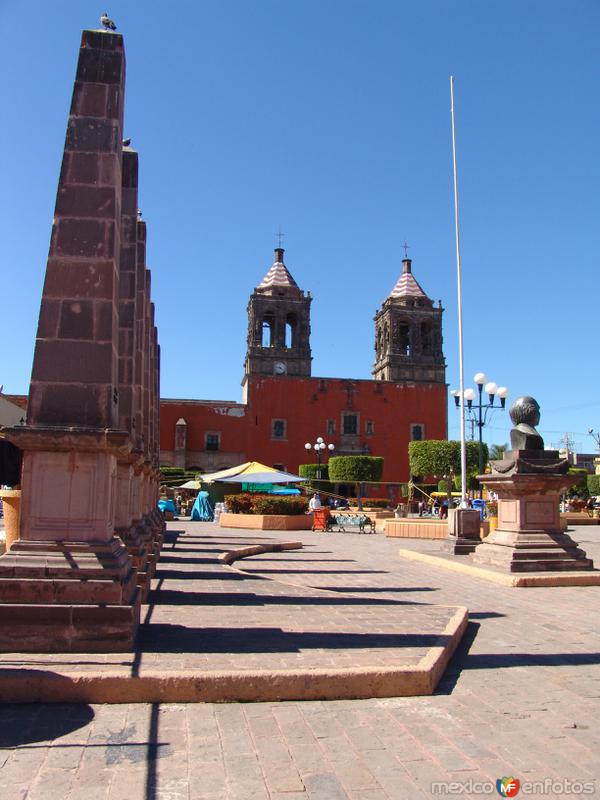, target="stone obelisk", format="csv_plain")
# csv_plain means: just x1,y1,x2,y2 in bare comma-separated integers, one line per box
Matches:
0,27,160,651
